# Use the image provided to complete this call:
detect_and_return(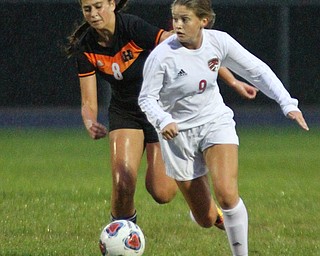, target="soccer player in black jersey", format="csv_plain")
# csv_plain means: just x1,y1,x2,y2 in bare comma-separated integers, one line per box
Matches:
66,0,257,226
